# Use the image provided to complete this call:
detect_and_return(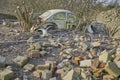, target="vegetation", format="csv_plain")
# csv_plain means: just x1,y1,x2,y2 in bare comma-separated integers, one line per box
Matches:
0,0,120,37
15,2,33,32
